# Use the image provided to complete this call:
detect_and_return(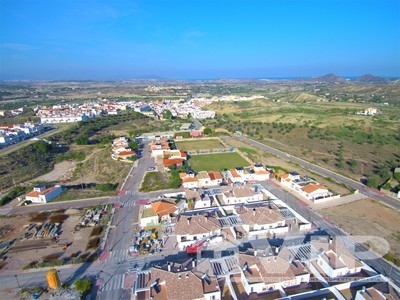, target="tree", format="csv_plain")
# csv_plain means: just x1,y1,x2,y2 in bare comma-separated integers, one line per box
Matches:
128,140,139,151
74,279,92,296
162,110,173,120
76,135,90,145
203,127,212,135
32,141,51,153
348,159,358,169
